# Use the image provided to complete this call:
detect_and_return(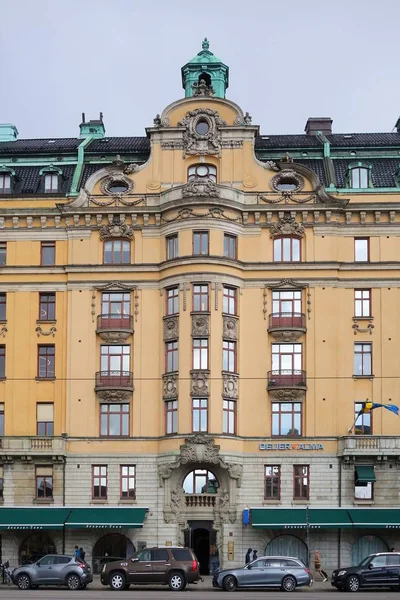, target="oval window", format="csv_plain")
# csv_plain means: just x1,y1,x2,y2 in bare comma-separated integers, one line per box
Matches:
195,120,209,135
196,166,209,177
276,178,298,191
107,181,129,194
